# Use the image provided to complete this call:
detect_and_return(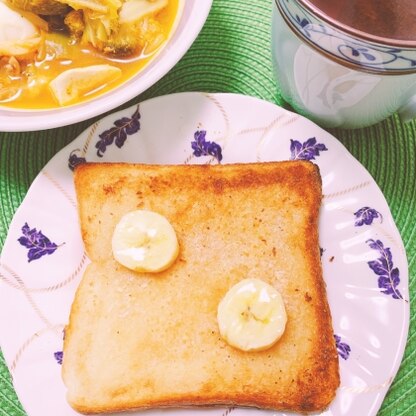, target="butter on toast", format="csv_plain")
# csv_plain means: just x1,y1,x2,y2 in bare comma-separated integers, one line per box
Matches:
63,161,340,414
